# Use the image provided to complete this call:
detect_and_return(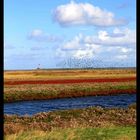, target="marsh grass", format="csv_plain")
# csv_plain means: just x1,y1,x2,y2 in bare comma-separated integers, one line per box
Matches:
4,82,136,102
4,106,136,135
4,69,136,139
5,126,136,140
4,69,136,81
